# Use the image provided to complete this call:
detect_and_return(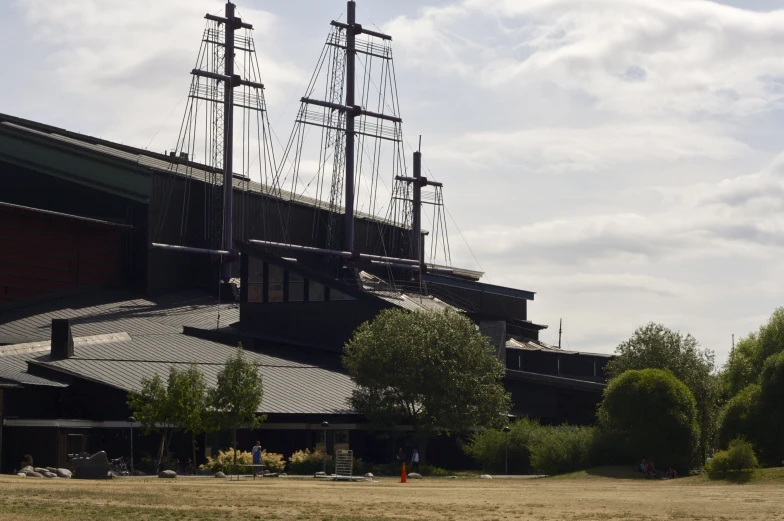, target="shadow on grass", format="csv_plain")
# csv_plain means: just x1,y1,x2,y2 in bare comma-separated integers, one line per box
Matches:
584,466,647,480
